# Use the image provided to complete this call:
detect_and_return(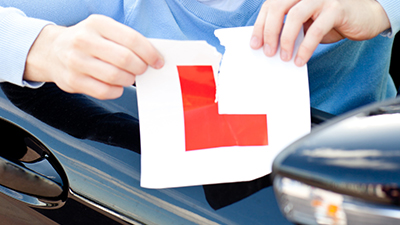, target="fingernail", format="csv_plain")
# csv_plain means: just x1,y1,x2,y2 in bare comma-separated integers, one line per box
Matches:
250,36,260,48
295,56,304,67
263,44,272,56
281,50,289,61
154,59,164,69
